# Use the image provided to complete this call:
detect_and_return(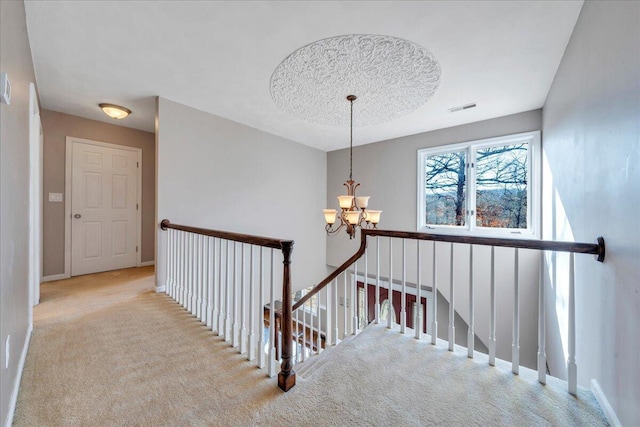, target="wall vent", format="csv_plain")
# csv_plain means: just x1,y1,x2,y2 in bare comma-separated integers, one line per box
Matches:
448,102,477,113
